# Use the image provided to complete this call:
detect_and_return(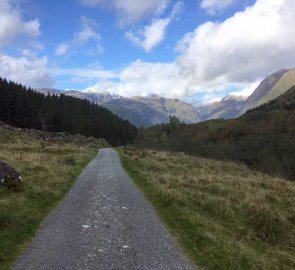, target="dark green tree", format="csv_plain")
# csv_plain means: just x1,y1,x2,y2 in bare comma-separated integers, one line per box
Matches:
0,77,137,146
